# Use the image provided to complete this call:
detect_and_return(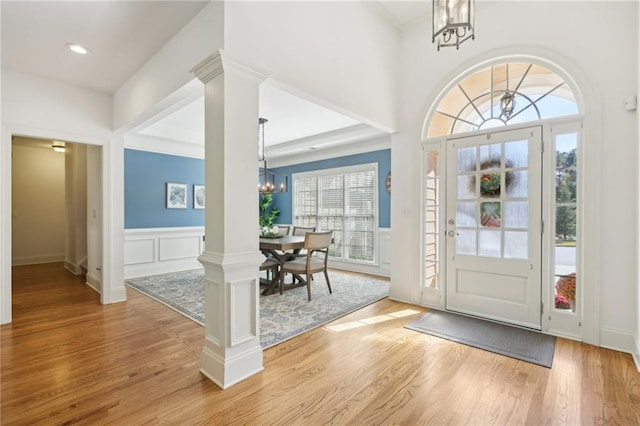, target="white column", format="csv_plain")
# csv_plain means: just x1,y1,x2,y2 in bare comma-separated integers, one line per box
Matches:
191,52,265,389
